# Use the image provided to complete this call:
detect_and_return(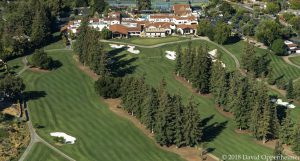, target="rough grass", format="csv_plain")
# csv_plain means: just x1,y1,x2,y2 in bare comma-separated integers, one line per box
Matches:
25,143,68,161
289,56,300,66
224,41,300,81
21,50,183,161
